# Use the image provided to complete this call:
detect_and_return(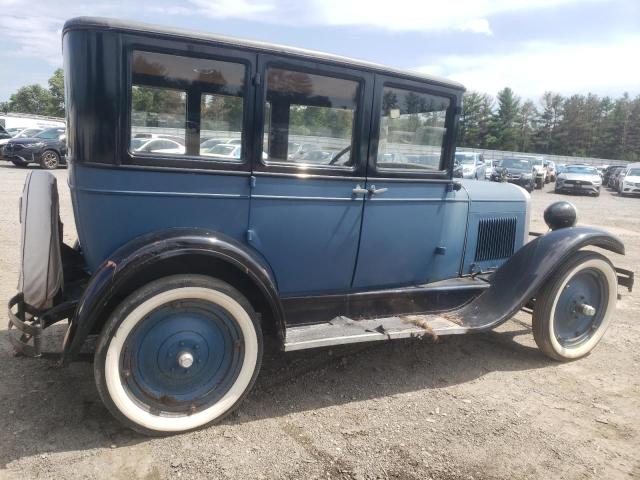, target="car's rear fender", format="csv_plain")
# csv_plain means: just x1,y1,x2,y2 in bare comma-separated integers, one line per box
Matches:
455,226,628,329
61,228,284,364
